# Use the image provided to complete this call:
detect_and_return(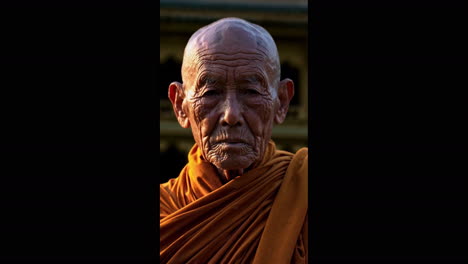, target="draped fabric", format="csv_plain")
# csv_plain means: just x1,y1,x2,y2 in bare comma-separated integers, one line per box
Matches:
160,141,308,264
